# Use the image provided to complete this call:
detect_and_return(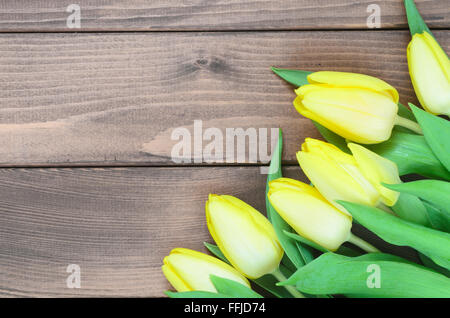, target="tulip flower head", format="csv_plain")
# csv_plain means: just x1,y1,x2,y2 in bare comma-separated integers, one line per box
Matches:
407,31,450,116
297,139,401,213
162,248,250,292
268,178,352,251
293,71,422,143
206,194,283,279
